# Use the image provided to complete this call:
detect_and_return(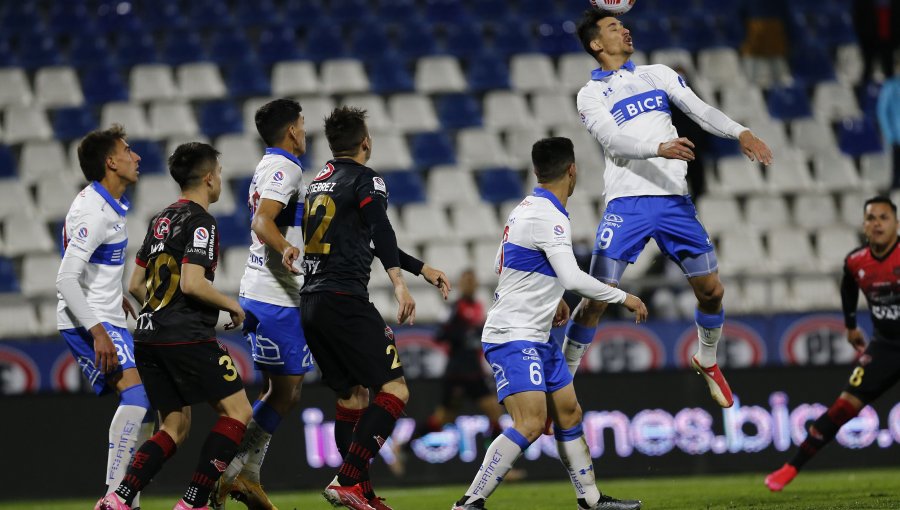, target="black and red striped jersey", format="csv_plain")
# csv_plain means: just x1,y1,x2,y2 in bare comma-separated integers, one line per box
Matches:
843,240,900,342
